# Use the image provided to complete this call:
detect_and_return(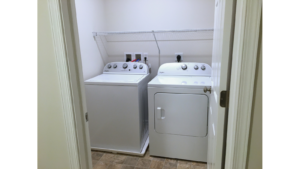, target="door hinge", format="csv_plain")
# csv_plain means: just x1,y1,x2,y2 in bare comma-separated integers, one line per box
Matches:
85,112,88,122
220,91,230,108
203,87,211,94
